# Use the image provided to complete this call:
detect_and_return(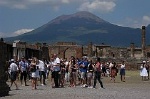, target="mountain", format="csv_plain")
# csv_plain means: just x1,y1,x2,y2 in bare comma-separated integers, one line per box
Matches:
4,11,149,47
